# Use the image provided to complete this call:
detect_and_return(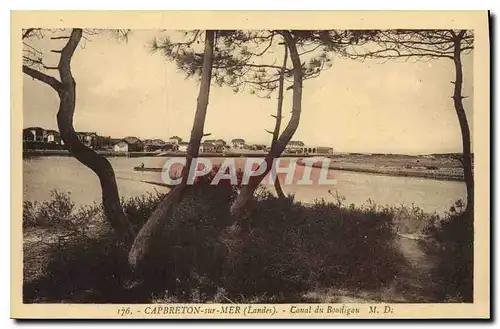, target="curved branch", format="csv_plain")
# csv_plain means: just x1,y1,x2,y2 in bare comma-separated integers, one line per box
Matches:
22,31,135,246
346,47,454,61
128,30,216,270
58,31,81,81
22,65,62,91
230,30,303,218
23,56,58,71
247,31,275,56
22,28,35,40
54,28,136,245
298,43,323,56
